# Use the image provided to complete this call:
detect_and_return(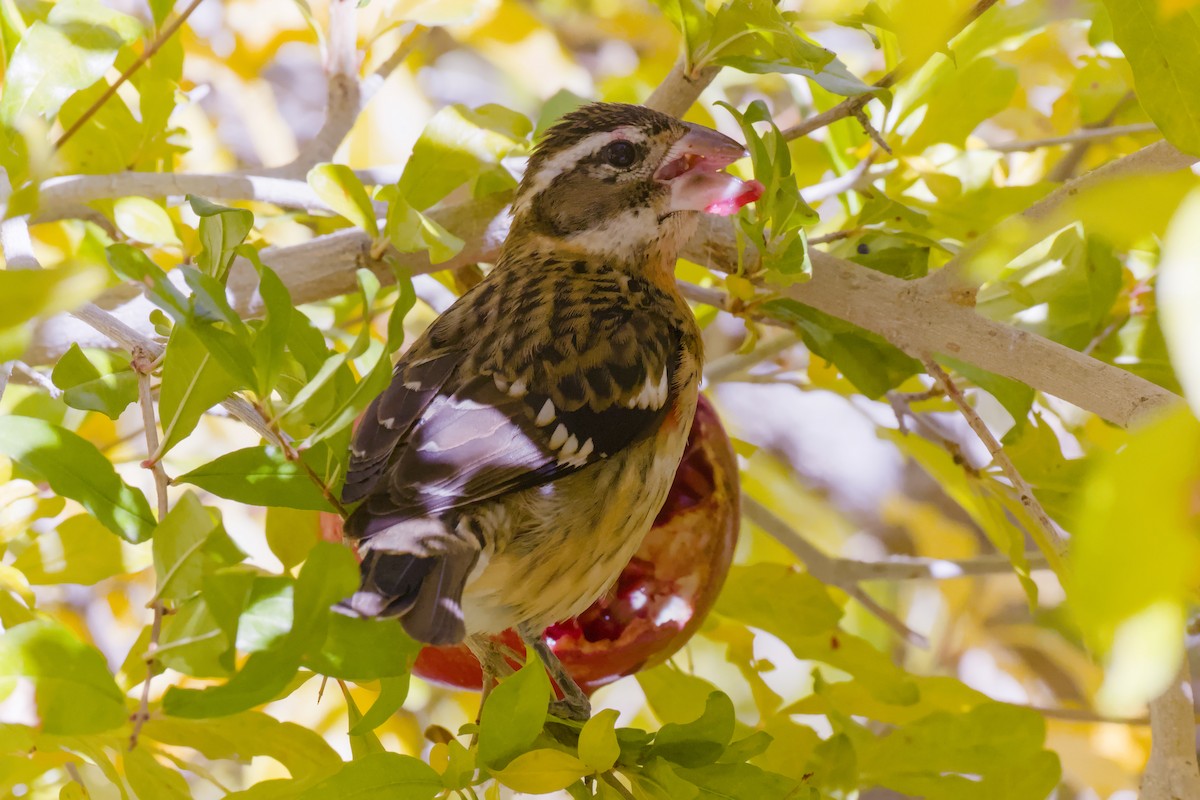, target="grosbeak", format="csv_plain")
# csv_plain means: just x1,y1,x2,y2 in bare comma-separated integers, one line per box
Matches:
338,102,763,719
